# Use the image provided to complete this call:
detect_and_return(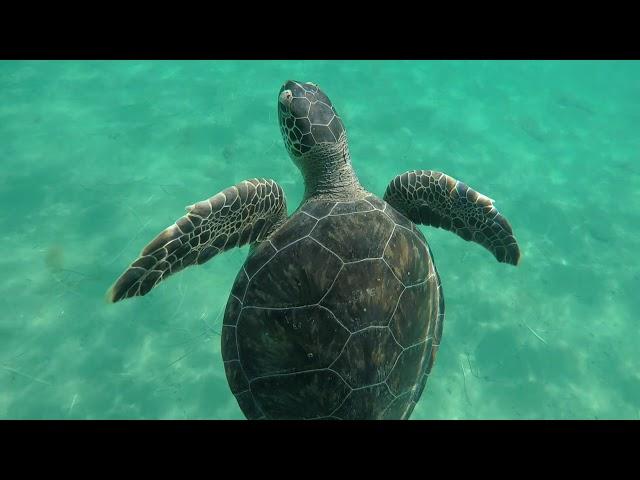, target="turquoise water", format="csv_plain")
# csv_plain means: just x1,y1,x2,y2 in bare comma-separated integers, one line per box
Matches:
1,60,638,419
